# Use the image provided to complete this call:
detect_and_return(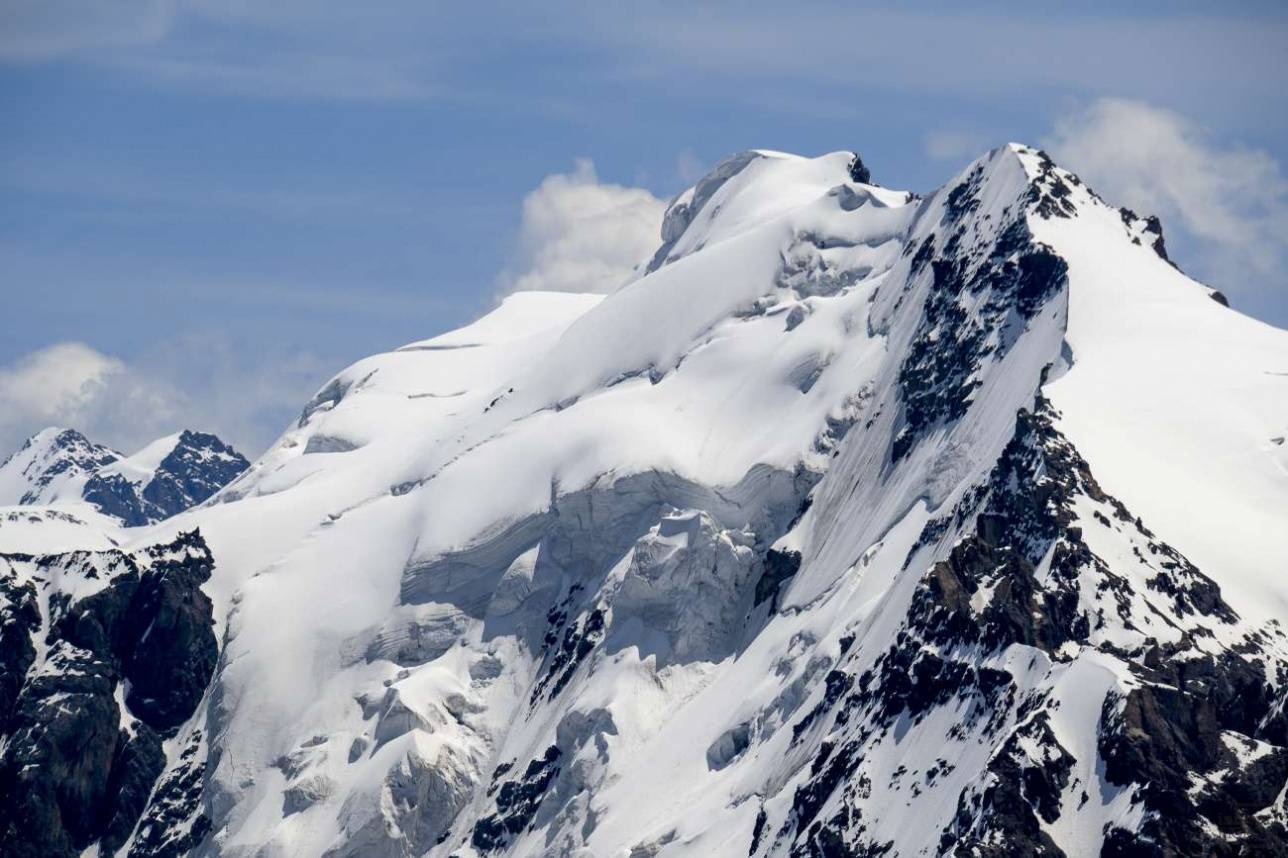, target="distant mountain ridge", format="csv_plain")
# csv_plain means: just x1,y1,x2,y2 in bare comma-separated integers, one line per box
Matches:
0,427,249,526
